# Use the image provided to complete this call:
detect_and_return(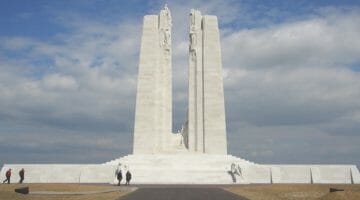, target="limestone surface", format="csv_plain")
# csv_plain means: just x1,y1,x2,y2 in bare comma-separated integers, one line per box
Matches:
186,10,227,154
2,155,359,184
133,5,185,154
